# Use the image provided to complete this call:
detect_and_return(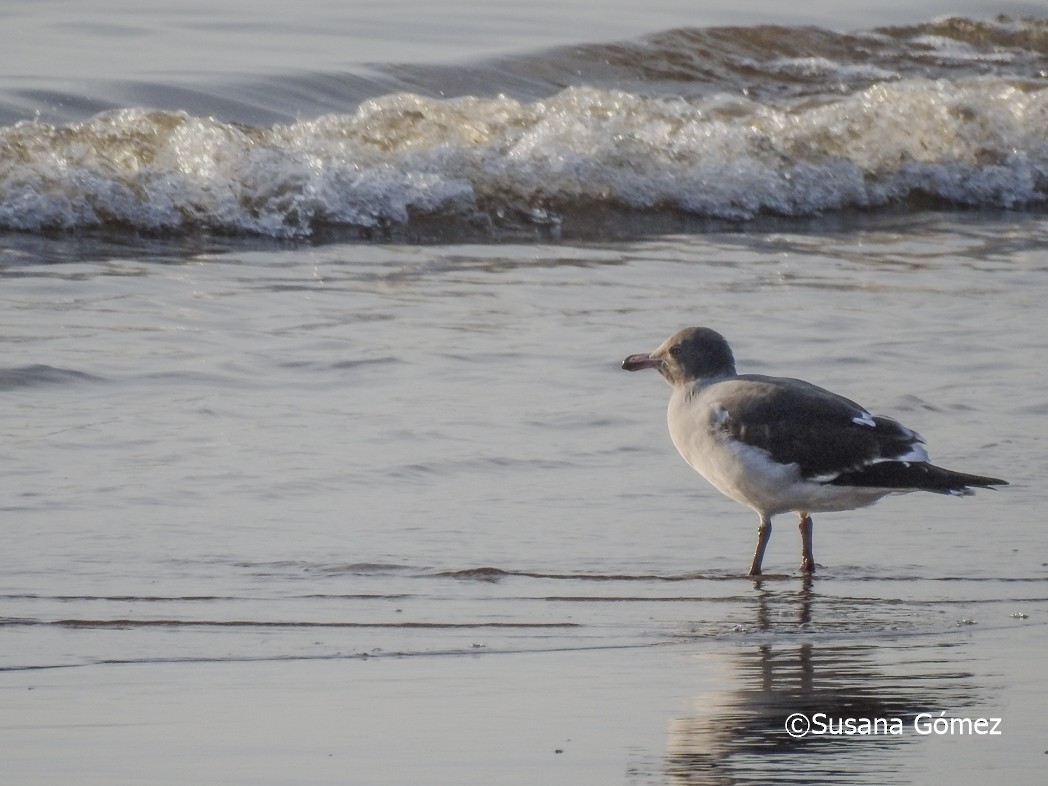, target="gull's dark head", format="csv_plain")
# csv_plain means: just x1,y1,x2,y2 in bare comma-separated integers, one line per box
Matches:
621,327,737,386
